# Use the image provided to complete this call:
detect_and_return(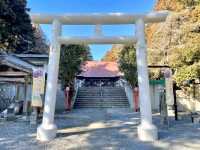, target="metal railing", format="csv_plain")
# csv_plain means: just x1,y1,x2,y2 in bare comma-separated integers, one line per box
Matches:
71,79,81,108
119,79,134,110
